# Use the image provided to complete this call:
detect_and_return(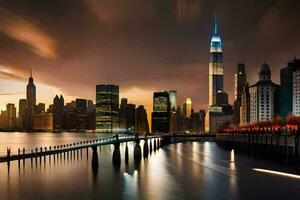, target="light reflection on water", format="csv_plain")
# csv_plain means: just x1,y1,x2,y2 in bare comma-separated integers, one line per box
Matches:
0,133,300,200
